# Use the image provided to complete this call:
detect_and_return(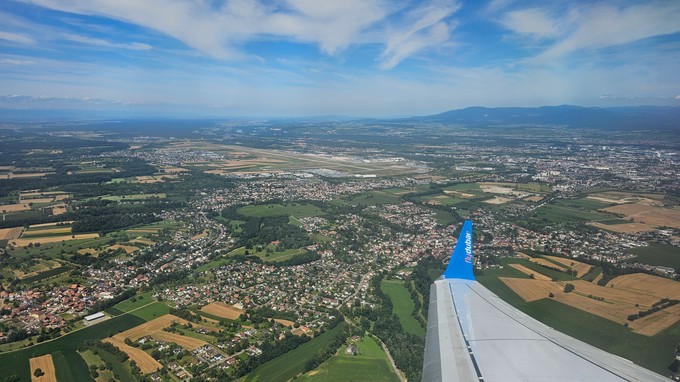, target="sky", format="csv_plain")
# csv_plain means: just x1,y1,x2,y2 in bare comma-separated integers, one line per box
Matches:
1,0,679,117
